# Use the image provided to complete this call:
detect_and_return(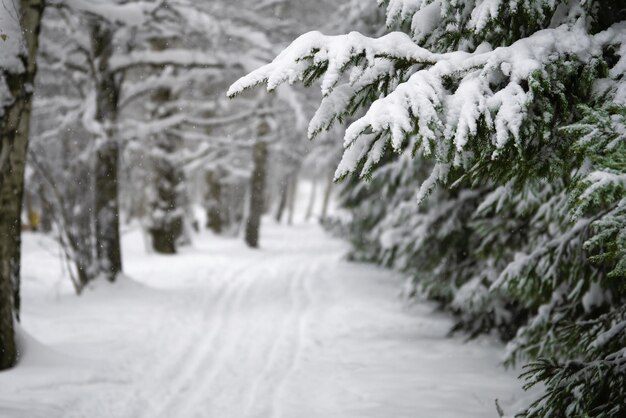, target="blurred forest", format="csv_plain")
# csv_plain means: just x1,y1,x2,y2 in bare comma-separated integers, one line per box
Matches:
1,0,352,372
